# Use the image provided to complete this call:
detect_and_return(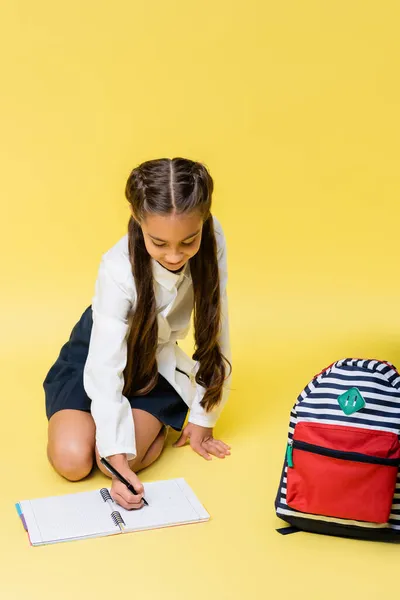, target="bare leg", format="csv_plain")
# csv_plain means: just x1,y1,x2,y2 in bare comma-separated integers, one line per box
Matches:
47,409,95,481
138,426,168,471
96,409,166,475
48,408,167,481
